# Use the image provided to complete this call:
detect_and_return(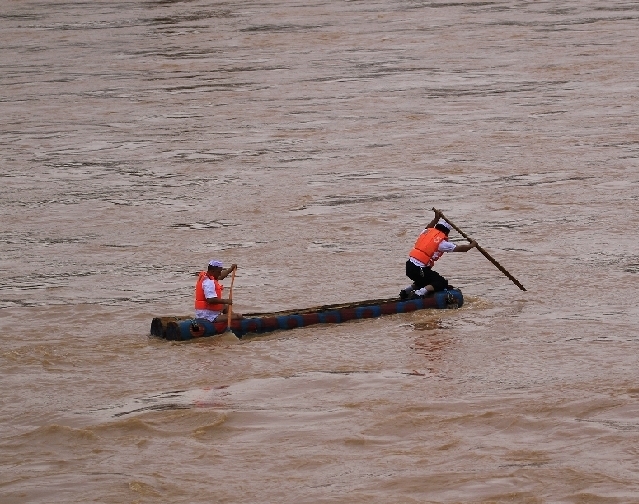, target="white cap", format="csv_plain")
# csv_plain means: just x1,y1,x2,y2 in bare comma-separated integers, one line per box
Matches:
208,260,223,268
437,219,452,231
